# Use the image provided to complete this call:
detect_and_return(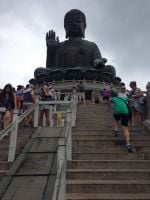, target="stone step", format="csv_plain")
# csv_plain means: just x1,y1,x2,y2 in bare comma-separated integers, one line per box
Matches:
74,125,112,129
72,146,150,153
0,150,8,161
0,170,8,175
0,146,9,151
72,146,127,153
0,161,12,170
66,180,150,193
0,170,8,181
107,126,146,130
77,109,108,112
76,118,113,121
76,112,112,115
67,160,150,169
72,139,150,146
72,152,148,160
75,123,113,126
76,116,112,119
66,192,150,200
72,130,148,135
73,127,146,131
76,114,111,117
76,119,112,122
73,128,146,132
77,112,111,115
75,124,111,126
77,109,110,111
67,169,150,180
72,135,150,140
74,126,146,130
77,111,110,114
